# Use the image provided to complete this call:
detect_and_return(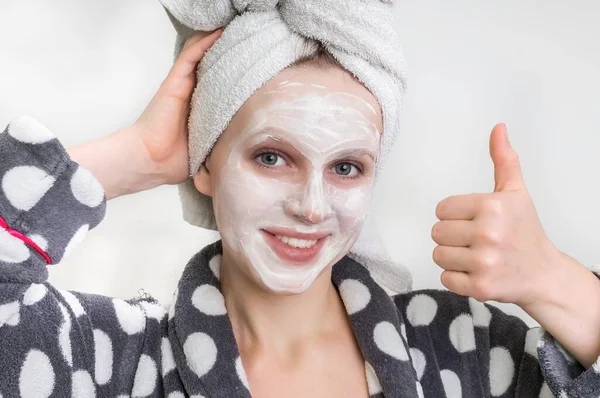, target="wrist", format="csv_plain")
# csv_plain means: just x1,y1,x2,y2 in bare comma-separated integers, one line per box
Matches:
68,126,164,200
520,247,596,318
110,126,166,196
519,249,600,368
